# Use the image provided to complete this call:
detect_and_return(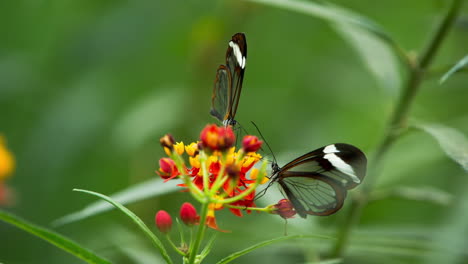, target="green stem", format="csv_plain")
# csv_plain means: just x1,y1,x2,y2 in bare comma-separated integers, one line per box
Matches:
188,202,209,264
224,204,271,213
330,0,463,258
166,235,186,256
